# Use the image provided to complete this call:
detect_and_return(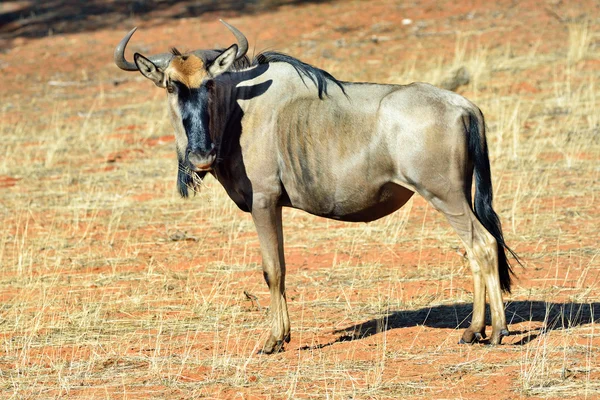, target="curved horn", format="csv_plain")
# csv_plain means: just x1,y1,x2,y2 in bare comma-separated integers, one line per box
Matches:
219,19,248,60
114,27,173,71
114,27,138,71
